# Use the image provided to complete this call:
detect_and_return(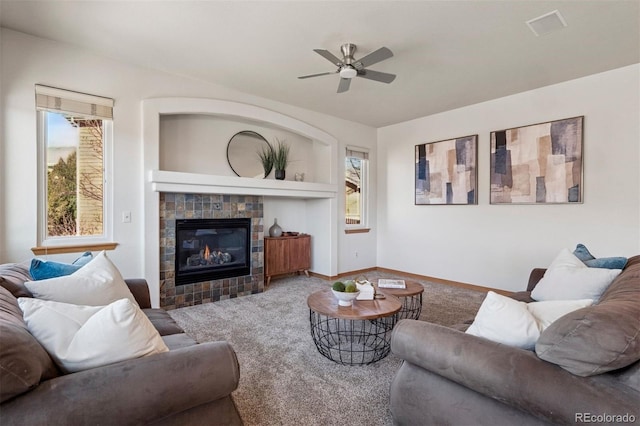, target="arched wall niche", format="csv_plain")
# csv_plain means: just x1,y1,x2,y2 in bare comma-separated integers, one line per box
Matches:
160,114,322,182
143,98,339,307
